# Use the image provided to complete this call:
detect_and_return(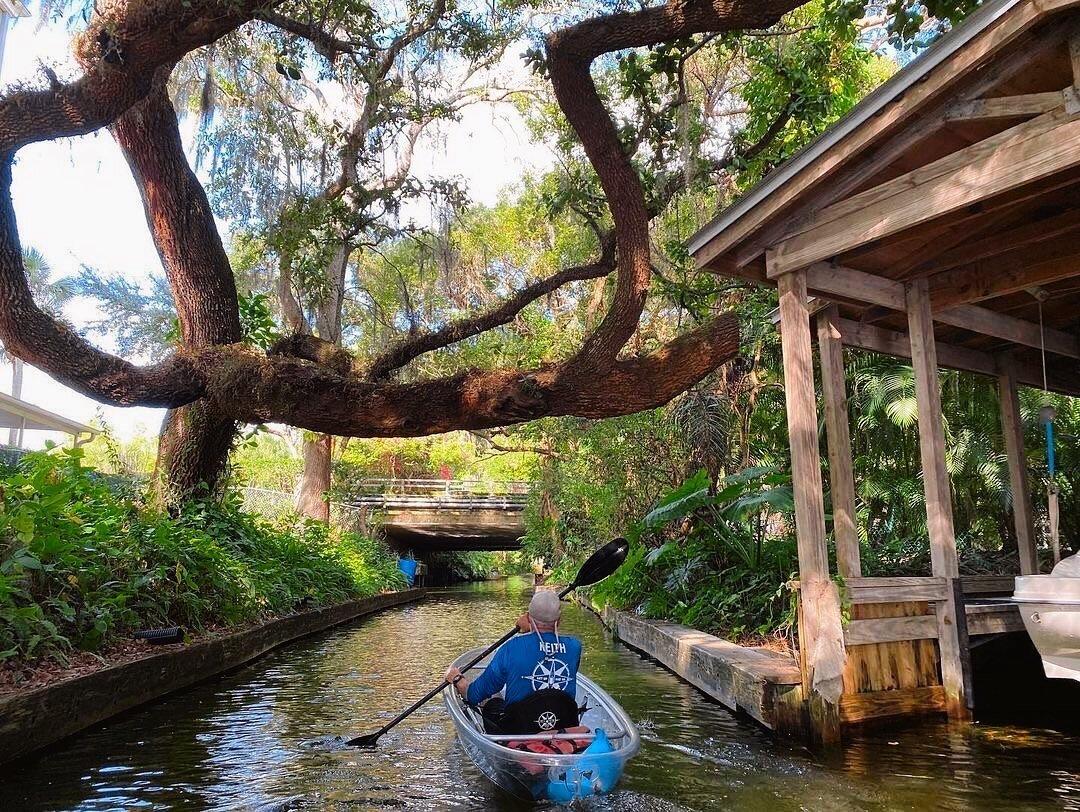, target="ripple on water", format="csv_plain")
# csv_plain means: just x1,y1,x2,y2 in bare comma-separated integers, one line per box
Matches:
2,578,1080,811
